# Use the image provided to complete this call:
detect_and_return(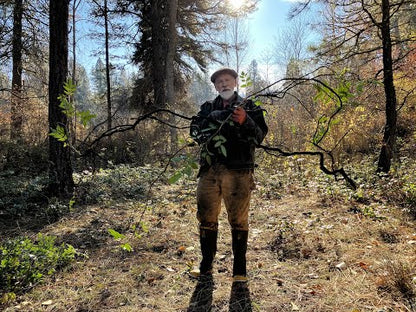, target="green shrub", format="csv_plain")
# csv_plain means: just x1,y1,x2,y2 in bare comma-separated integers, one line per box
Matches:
0,234,76,298
0,172,49,218
74,164,153,205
